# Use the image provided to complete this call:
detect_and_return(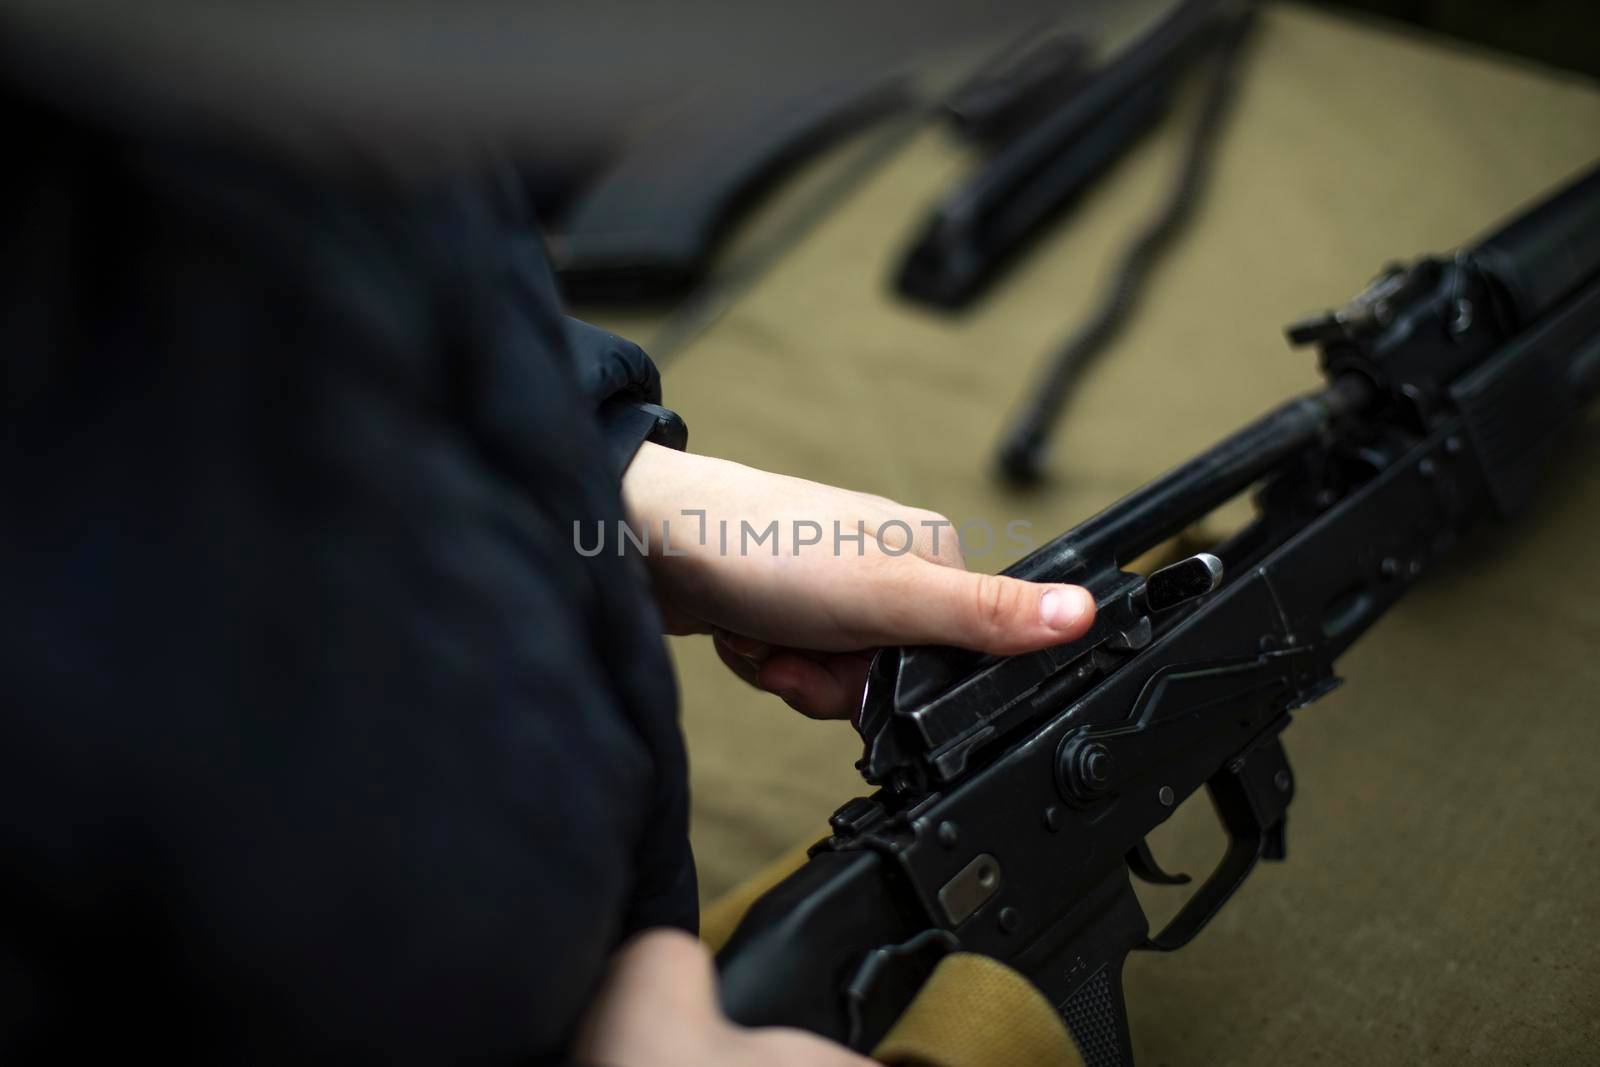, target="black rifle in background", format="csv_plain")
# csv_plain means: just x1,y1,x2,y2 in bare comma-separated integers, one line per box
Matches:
549,19,1118,355
939,27,1094,146
996,8,1256,485
548,80,907,304
894,0,1239,309
717,162,1600,1065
